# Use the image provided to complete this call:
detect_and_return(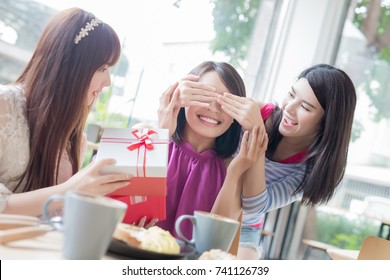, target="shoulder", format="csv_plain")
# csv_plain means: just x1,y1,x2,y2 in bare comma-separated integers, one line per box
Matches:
0,84,23,96
260,103,277,120
260,102,276,111
0,84,24,113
